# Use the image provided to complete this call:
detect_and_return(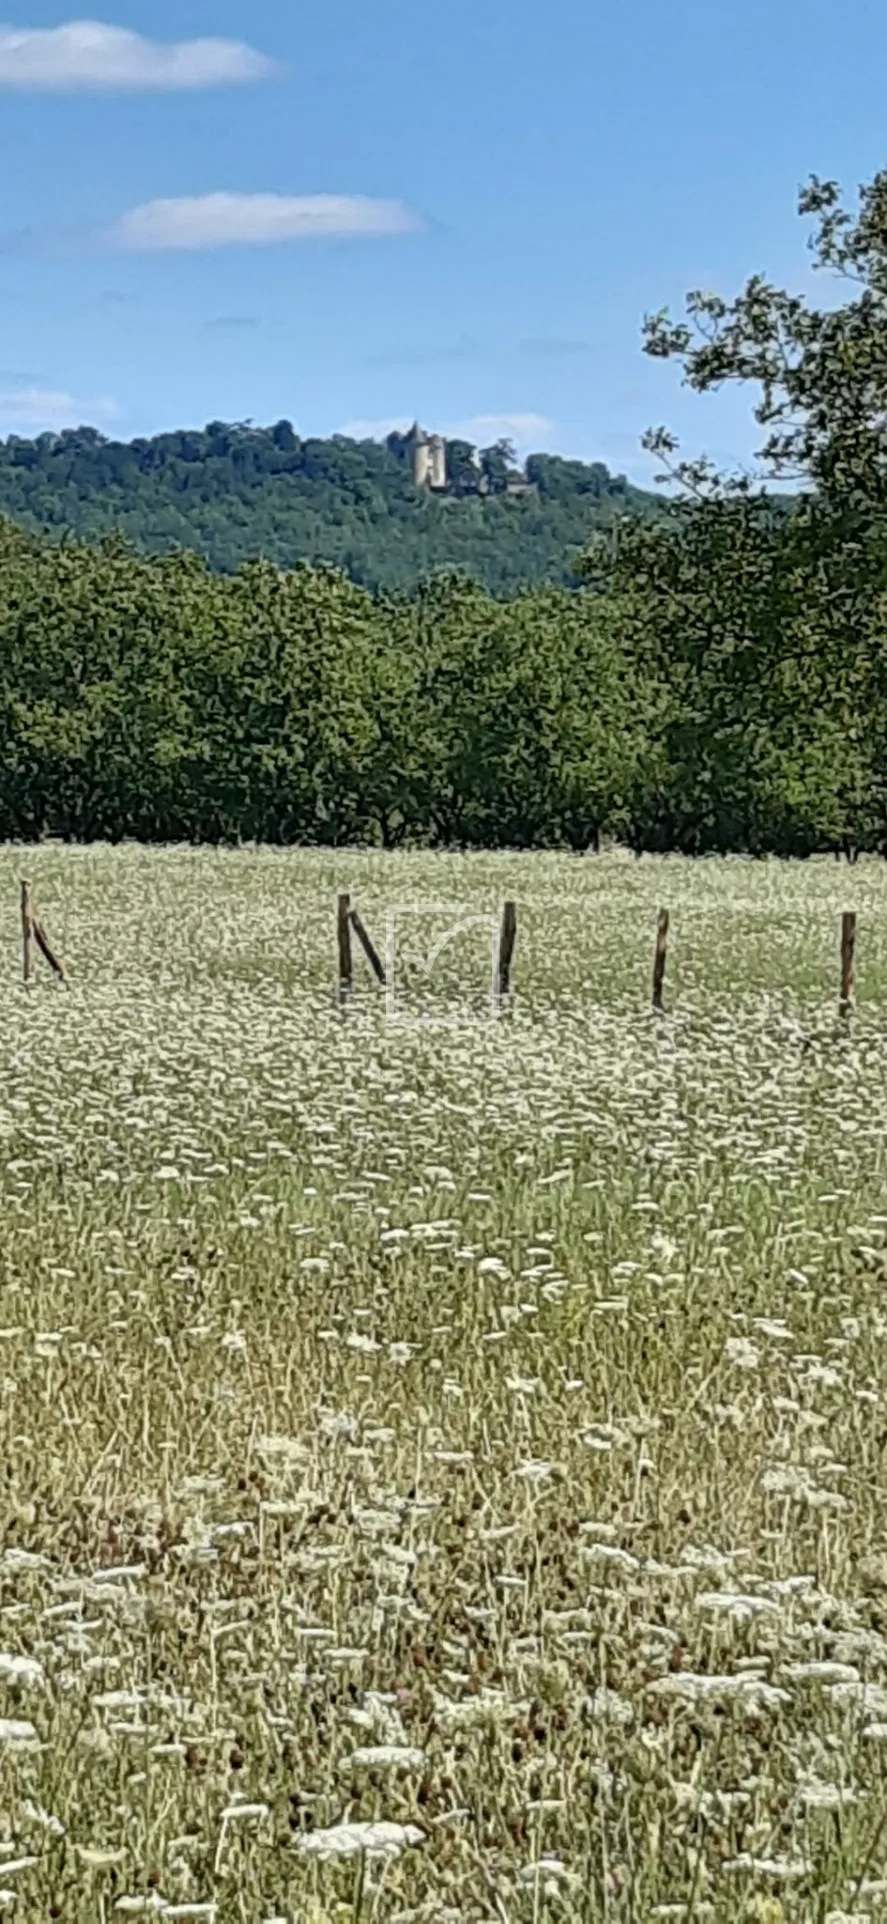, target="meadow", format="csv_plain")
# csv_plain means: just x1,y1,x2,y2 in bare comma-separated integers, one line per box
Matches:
3,845,887,1921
